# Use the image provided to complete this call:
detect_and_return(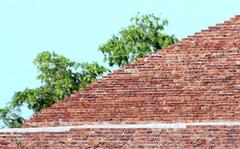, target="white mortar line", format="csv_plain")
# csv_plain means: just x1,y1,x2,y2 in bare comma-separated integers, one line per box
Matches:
1,121,240,133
